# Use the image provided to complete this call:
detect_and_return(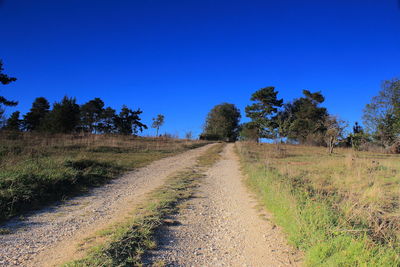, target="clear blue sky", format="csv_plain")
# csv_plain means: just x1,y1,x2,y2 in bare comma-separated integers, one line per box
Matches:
1,0,400,137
